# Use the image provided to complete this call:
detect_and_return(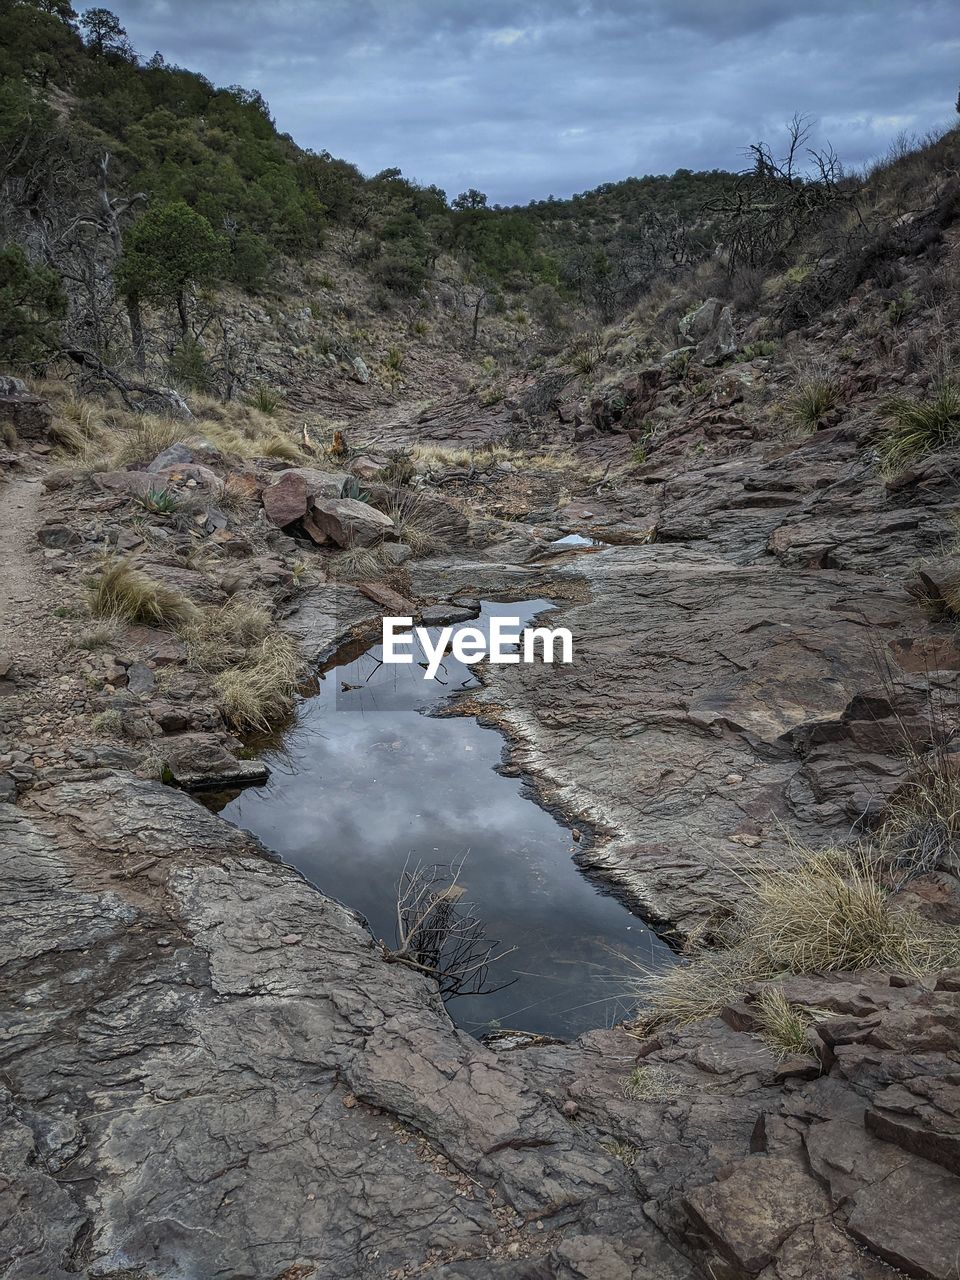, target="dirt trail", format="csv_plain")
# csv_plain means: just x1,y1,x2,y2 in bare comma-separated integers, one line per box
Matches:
0,475,57,663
